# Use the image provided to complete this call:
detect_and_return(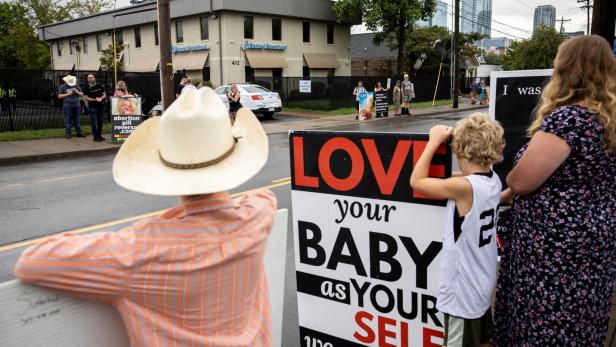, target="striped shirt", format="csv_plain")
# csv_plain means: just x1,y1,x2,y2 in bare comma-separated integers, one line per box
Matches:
15,189,277,347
